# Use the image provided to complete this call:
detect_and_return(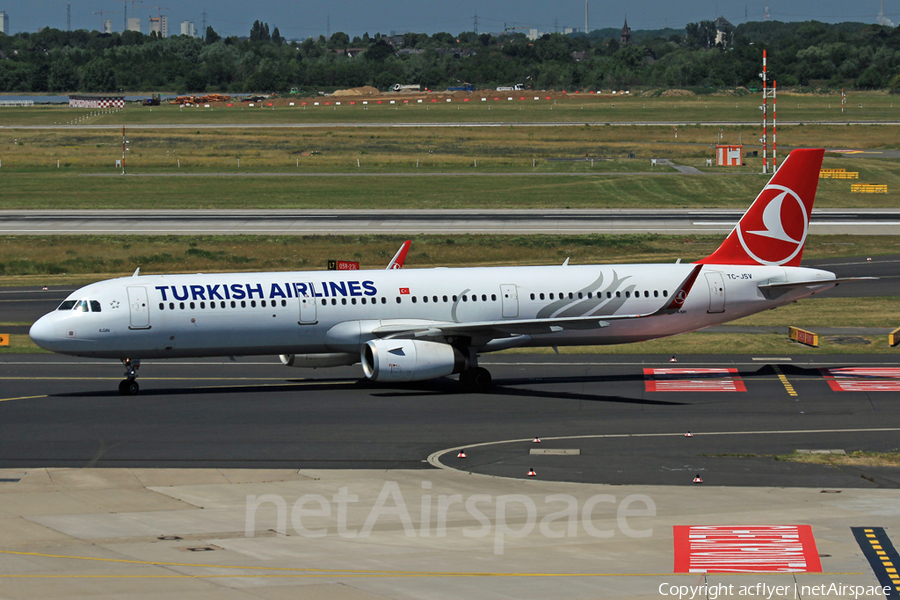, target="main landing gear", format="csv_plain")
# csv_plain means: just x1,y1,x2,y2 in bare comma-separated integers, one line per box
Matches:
119,358,140,395
459,367,492,393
